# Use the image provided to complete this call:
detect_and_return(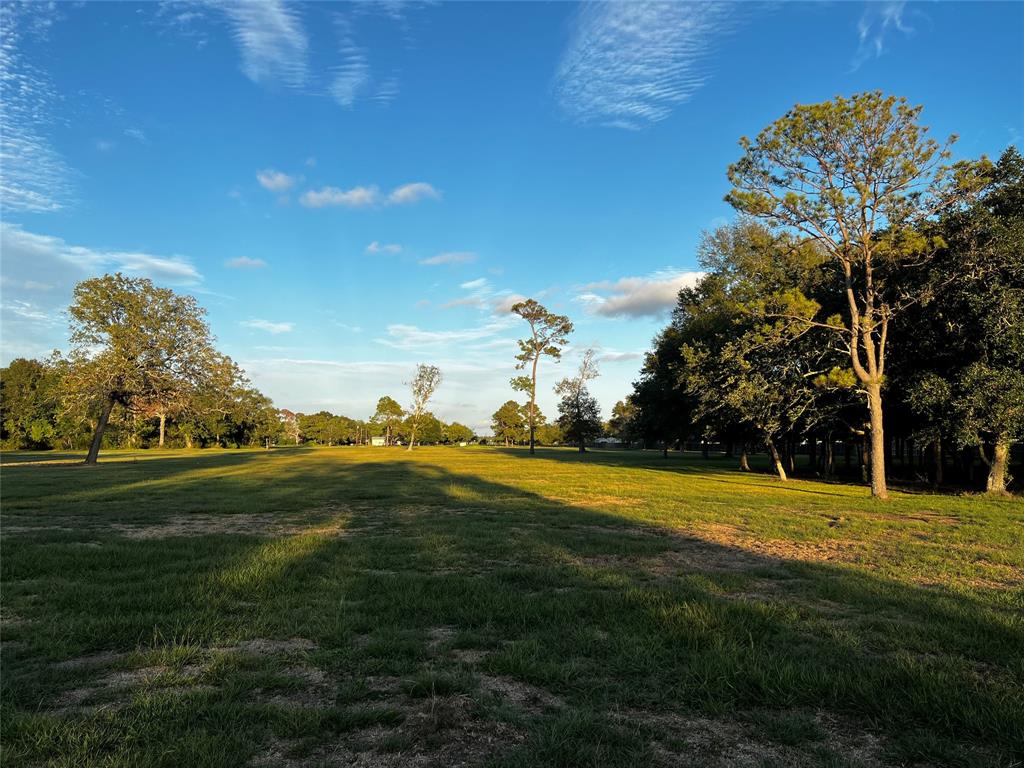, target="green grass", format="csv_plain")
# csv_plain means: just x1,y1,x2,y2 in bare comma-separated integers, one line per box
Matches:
1,446,1021,767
